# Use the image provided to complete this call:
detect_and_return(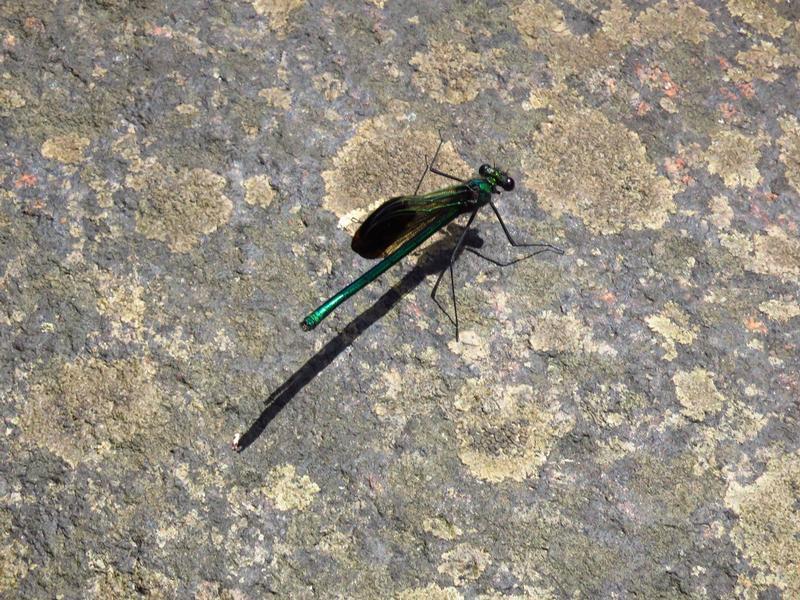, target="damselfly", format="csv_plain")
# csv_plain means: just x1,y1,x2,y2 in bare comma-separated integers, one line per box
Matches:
301,140,563,339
